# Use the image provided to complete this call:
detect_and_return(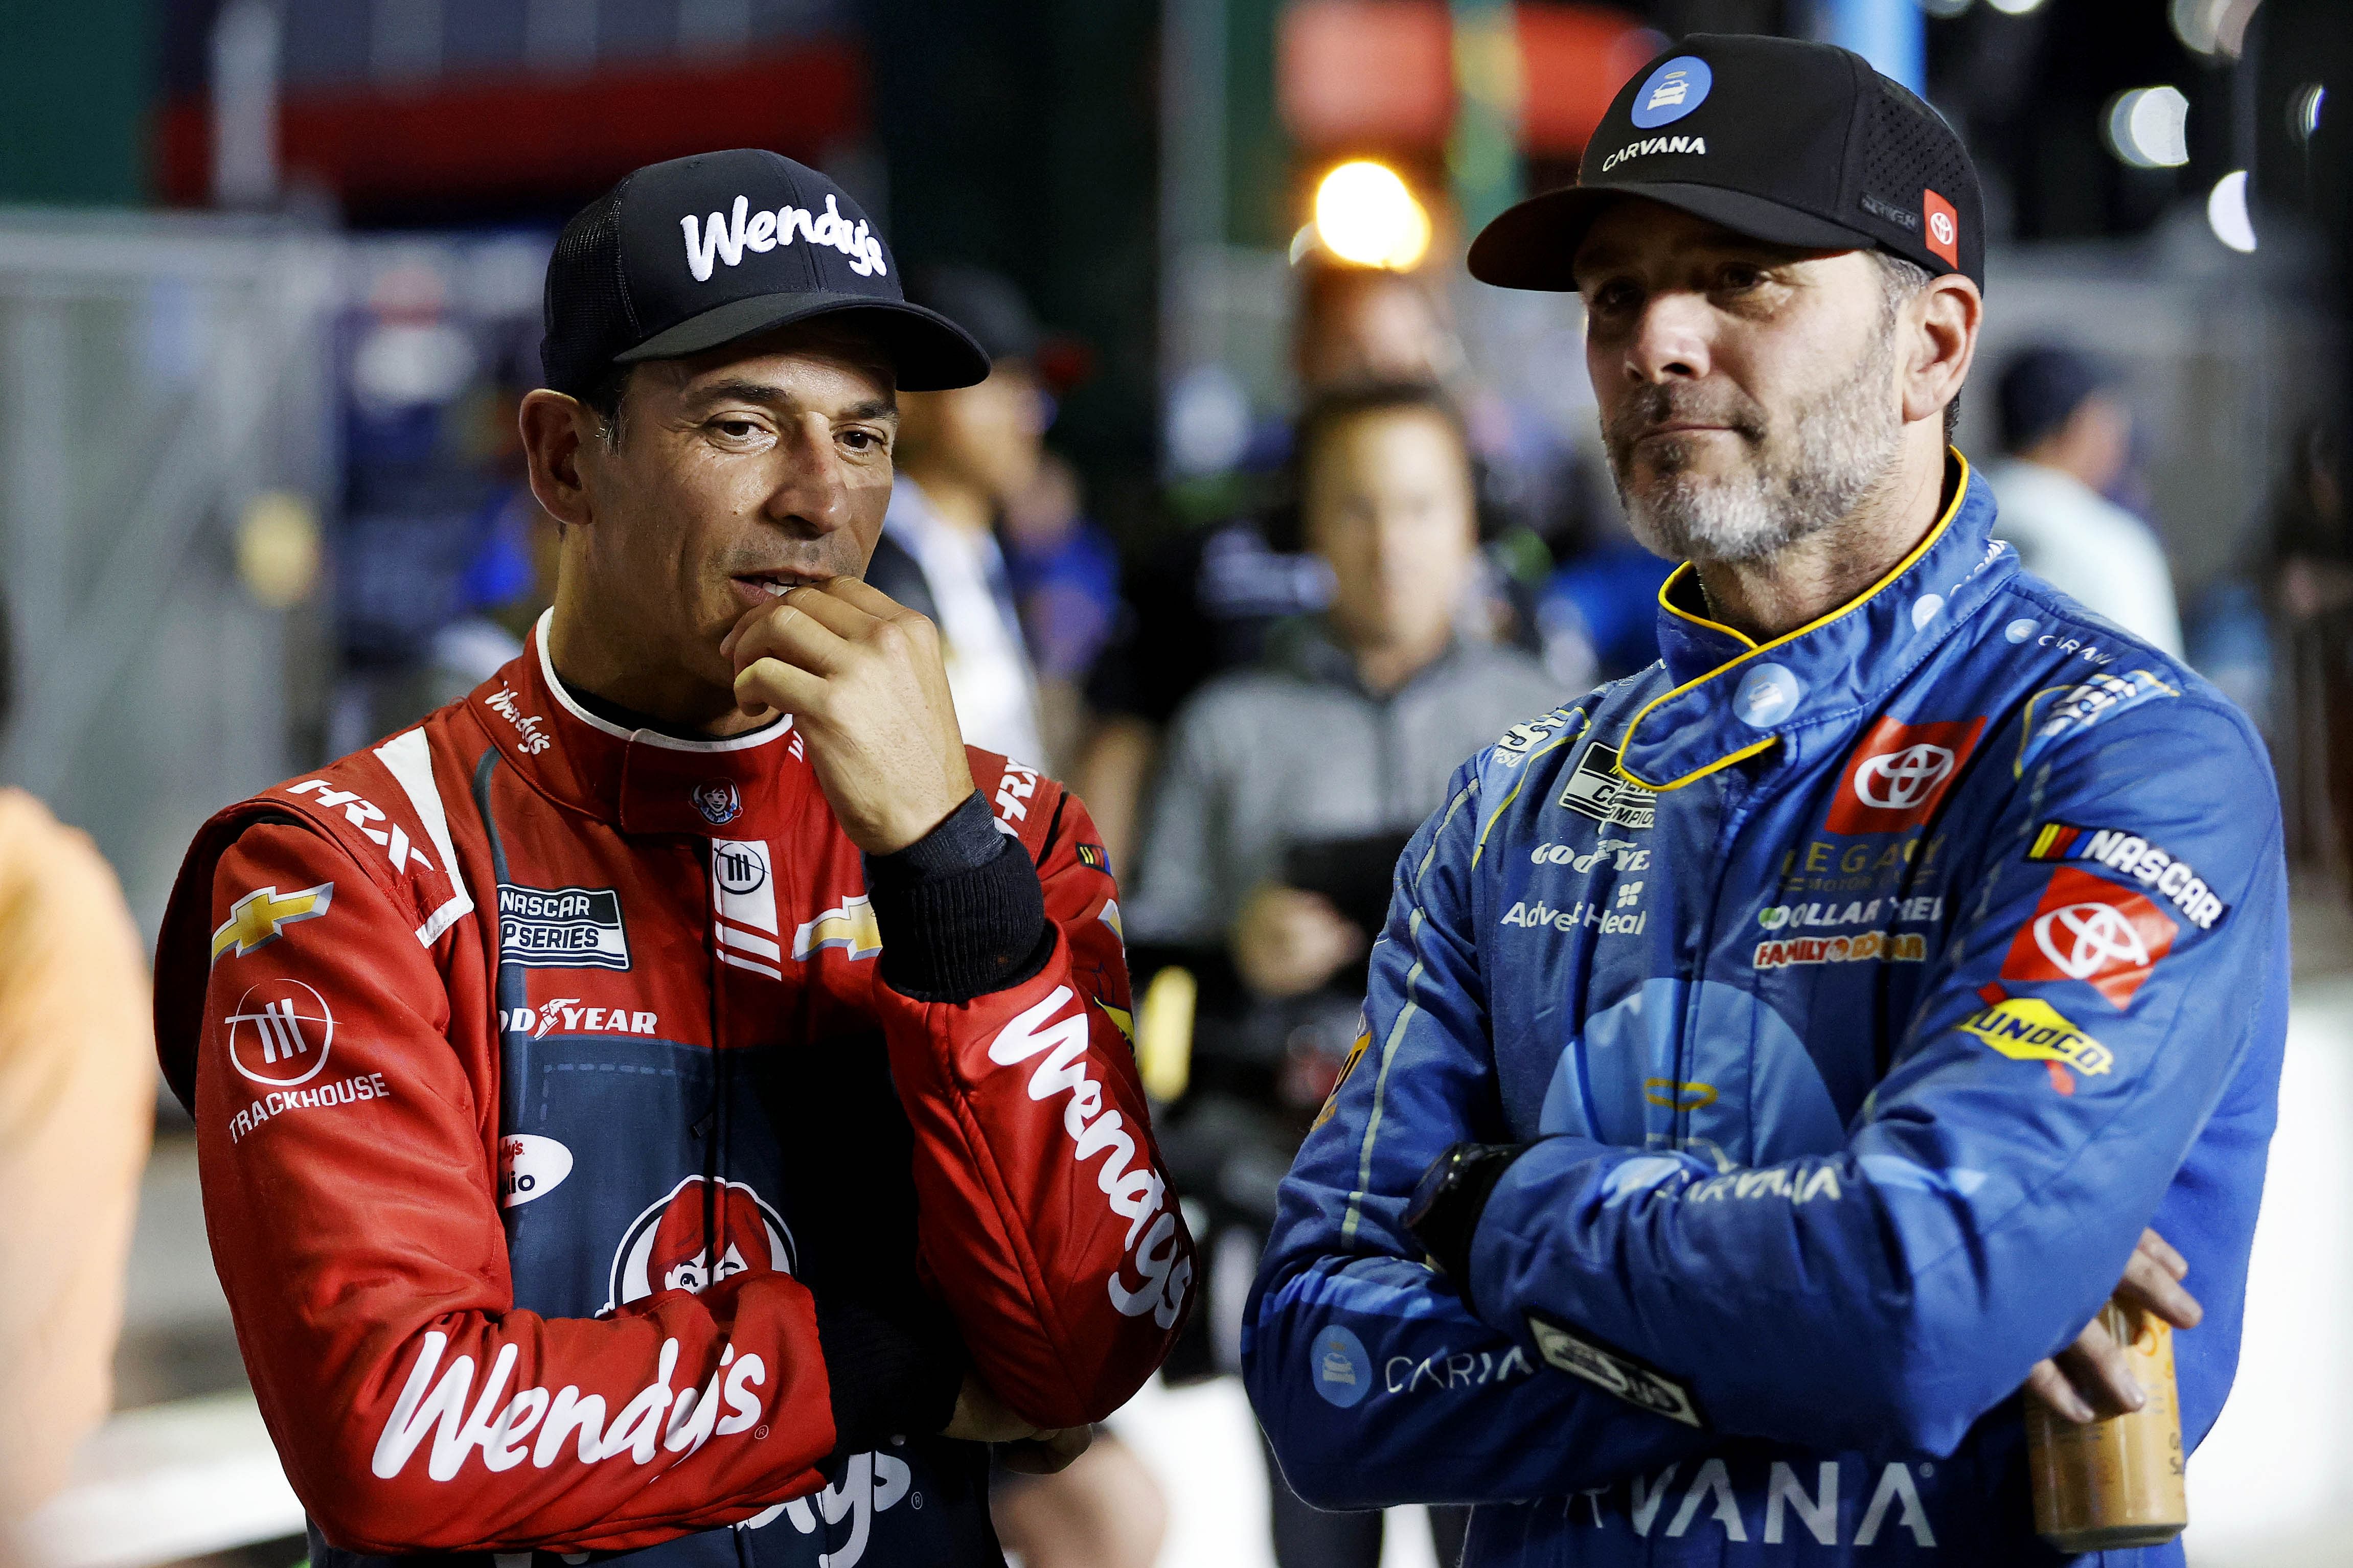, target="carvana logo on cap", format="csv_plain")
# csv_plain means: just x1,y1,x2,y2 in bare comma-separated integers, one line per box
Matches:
1631,56,1712,129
